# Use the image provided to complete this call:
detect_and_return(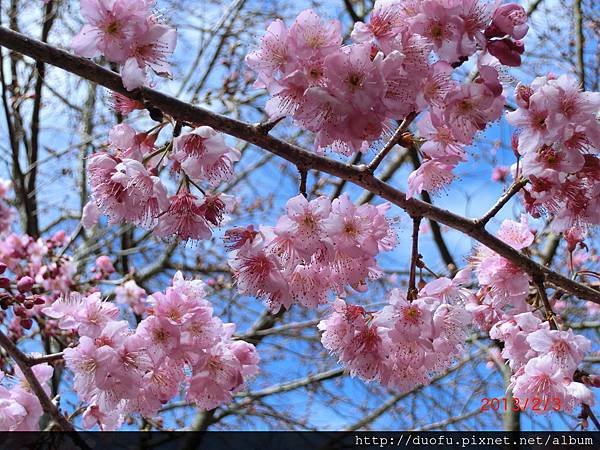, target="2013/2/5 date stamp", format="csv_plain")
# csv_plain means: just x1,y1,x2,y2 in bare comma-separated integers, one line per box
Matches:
481,397,561,412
